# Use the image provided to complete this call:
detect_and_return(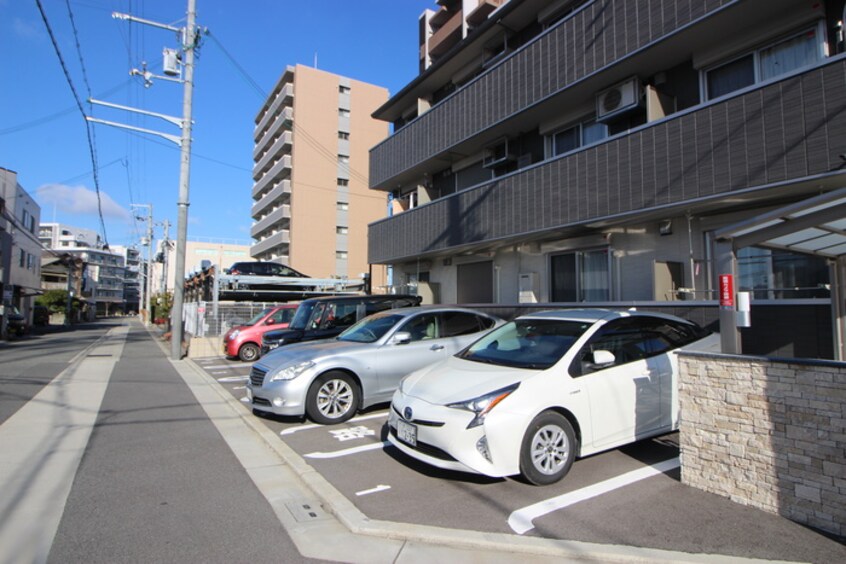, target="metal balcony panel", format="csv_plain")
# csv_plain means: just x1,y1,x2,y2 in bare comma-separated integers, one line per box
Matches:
253,130,293,178
251,205,291,238
250,230,290,257
252,155,292,196
255,83,294,141
369,62,846,264
252,180,291,216
254,107,294,159
370,0,738,189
